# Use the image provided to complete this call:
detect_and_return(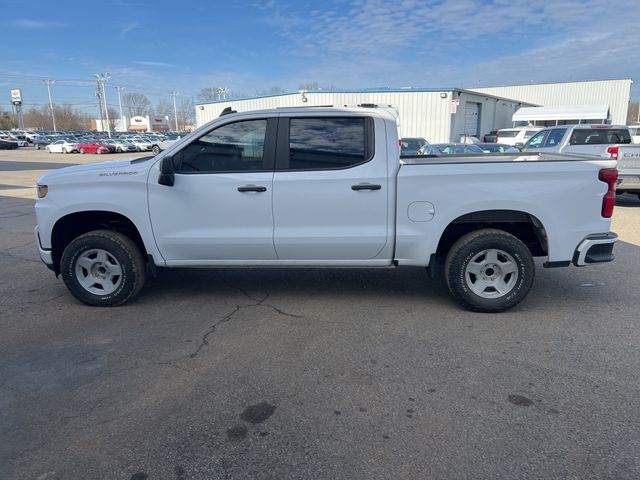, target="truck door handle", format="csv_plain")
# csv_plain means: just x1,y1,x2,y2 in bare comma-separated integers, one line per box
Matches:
237,185,267,192
351,183,382,191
